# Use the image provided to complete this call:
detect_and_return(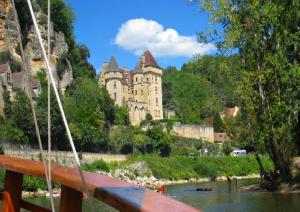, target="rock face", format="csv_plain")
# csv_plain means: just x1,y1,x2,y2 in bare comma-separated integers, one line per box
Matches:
23,3,72,92
0,0,20,59
0,0,73,96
